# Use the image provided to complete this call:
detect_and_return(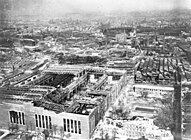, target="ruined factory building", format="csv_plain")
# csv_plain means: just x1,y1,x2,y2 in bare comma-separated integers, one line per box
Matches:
0,64,127,140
